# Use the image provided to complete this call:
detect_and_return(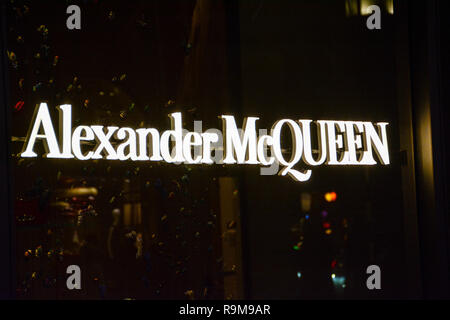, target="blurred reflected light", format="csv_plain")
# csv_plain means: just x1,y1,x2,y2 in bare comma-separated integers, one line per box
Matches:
57,187,98,198
297,272,302,279
300,192,312,212
360,0,375,15
331,259,337,268
386,0,394,14
345,0,359,16
324,192,337,202
331,274,347,288
345,0,394,17
293,241,303,251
